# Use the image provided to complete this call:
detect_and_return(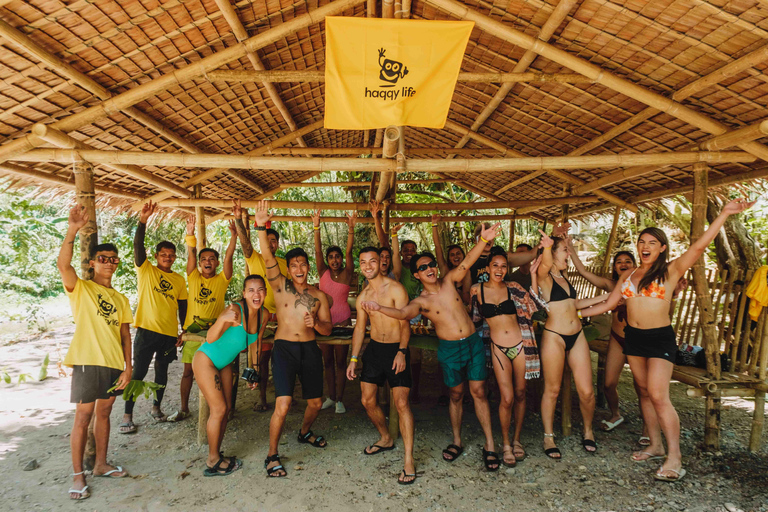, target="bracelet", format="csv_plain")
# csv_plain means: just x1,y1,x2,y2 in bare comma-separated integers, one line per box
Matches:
350,356,358,362
313,226,320,230
432,224,438,228
185,235,197,245
543,246,551,251
348,230,354,234
480,236,489,244
391,233,398,238
255,226,266,231
577,311,583,320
